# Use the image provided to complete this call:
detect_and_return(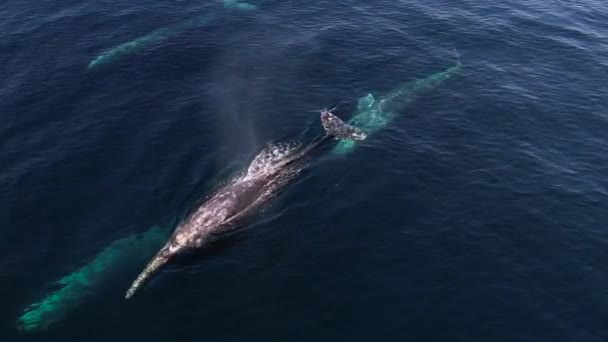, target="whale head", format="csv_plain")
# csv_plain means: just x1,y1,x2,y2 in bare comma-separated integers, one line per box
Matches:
125,241,182,299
